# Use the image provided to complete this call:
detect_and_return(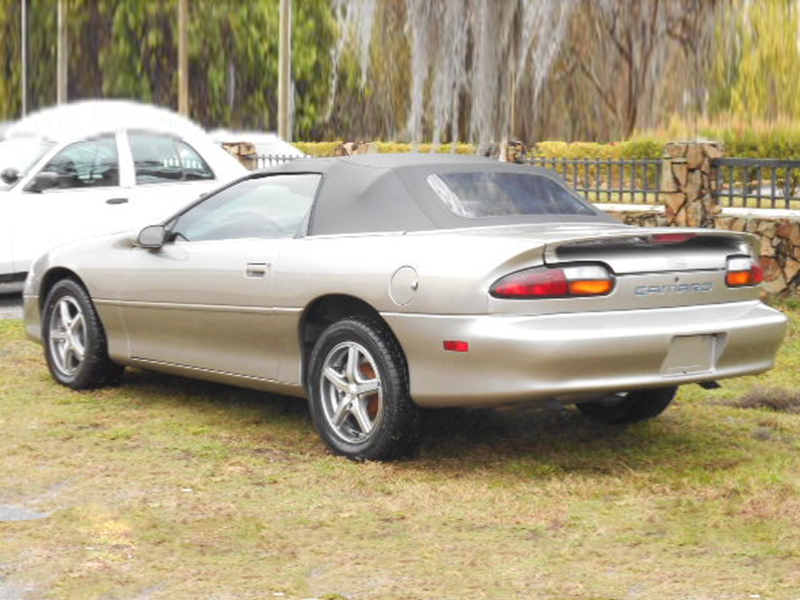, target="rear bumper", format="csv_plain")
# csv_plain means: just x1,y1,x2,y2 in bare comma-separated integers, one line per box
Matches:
384,301,788,408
